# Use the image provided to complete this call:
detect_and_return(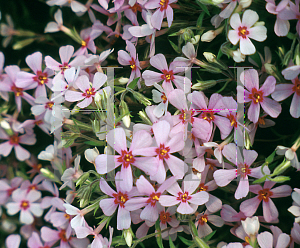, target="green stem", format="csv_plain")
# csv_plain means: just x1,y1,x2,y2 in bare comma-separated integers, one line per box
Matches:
131,232,161,248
